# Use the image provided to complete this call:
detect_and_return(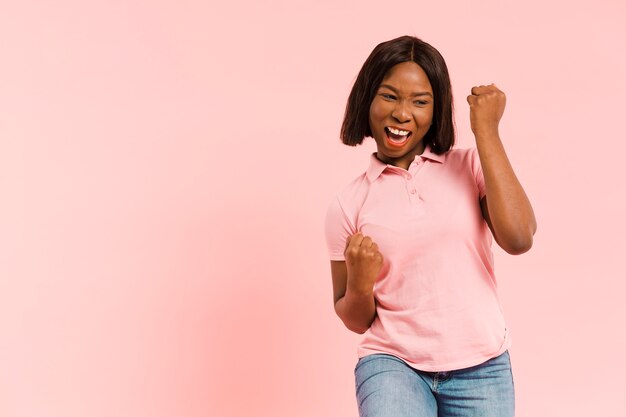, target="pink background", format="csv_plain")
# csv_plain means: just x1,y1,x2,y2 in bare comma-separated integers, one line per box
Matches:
1,1,625,416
